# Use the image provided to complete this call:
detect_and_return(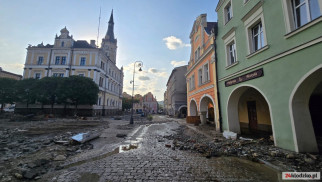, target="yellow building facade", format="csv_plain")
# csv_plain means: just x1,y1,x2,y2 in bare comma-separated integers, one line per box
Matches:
23,11,123,115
